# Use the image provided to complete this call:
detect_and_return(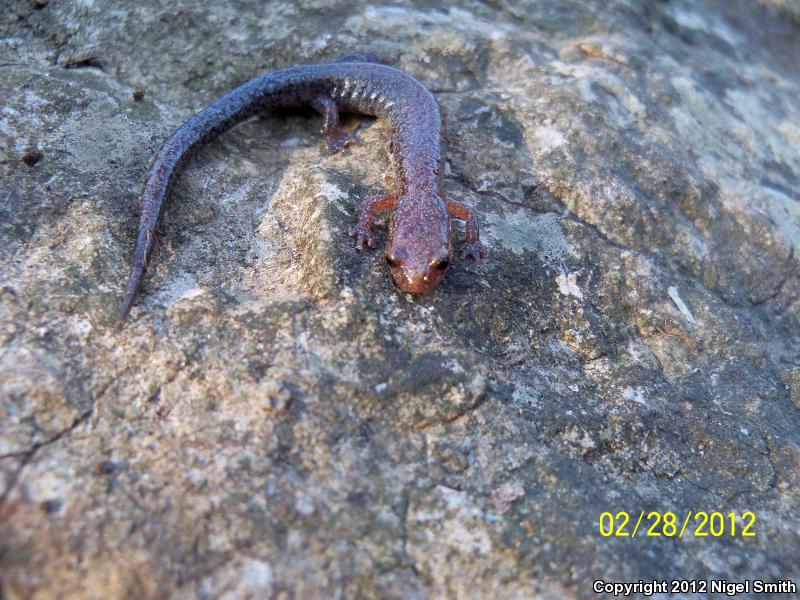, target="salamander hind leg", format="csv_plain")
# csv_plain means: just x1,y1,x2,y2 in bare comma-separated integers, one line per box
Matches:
348,194,397,250
446,197,485,265
311,95,359,153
